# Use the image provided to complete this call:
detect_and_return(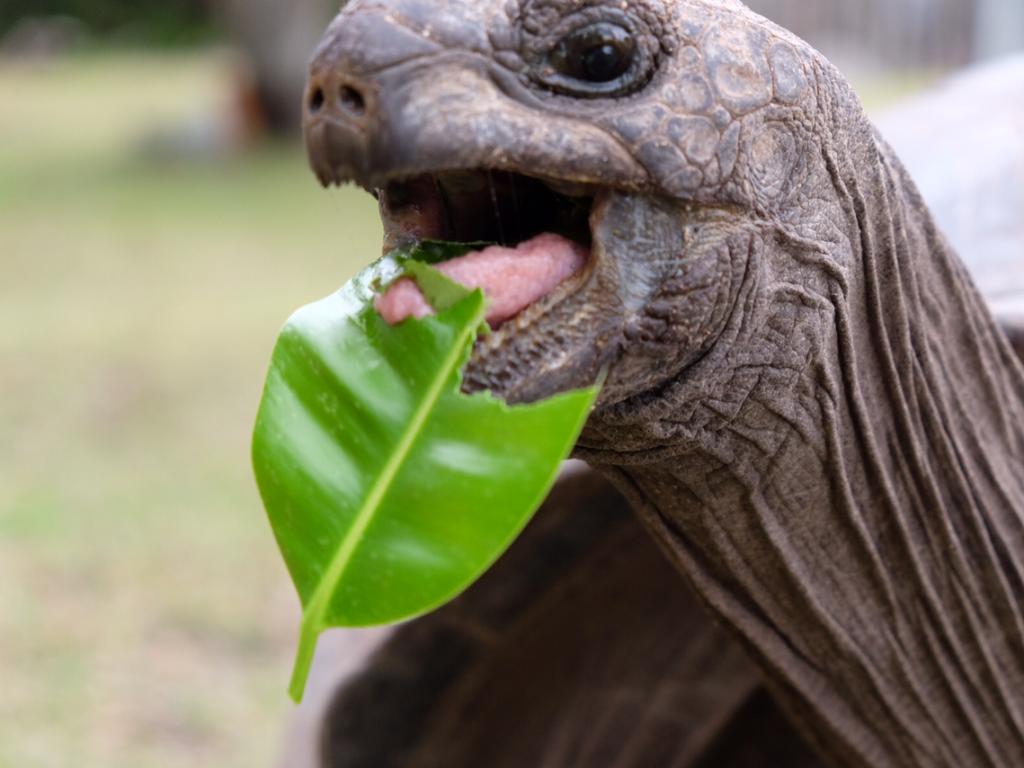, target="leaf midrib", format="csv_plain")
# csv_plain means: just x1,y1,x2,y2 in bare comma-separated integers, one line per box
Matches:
302,309,479,630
